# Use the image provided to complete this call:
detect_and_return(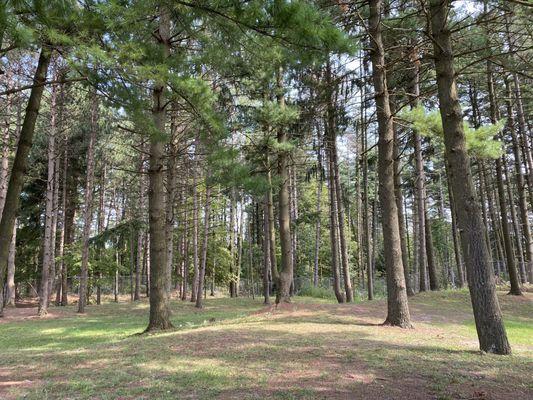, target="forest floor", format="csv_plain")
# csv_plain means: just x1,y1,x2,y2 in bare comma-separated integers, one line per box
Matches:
0,289,531,400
